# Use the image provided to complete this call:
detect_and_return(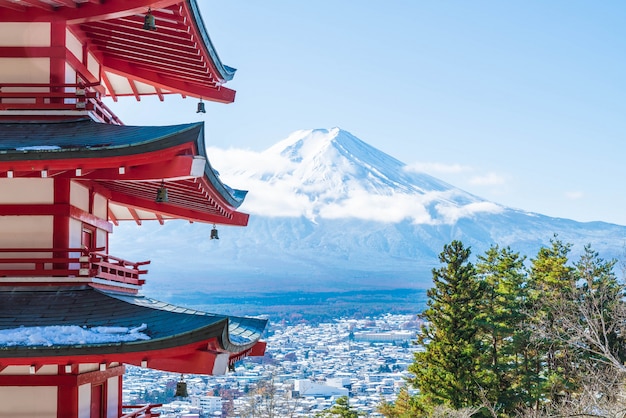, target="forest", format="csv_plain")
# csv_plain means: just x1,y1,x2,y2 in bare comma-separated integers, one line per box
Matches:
379,237,626,417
